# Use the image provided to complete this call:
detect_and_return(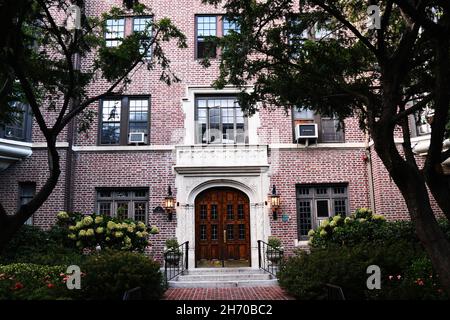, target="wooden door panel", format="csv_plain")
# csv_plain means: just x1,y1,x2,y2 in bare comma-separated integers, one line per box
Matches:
195,187,250,266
